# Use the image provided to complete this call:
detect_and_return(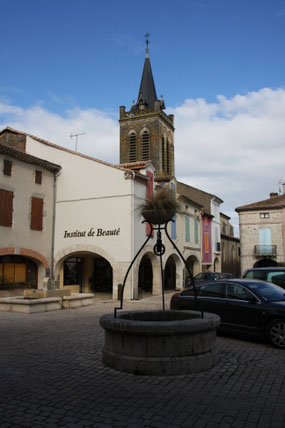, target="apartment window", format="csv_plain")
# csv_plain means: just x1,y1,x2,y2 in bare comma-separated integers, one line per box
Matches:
129,132,137,162
194,218,199,244
0,189,13,227
185,216,190,242
260,213,269,219
30,197,43,231
3,159,12,176
35,170,42,185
